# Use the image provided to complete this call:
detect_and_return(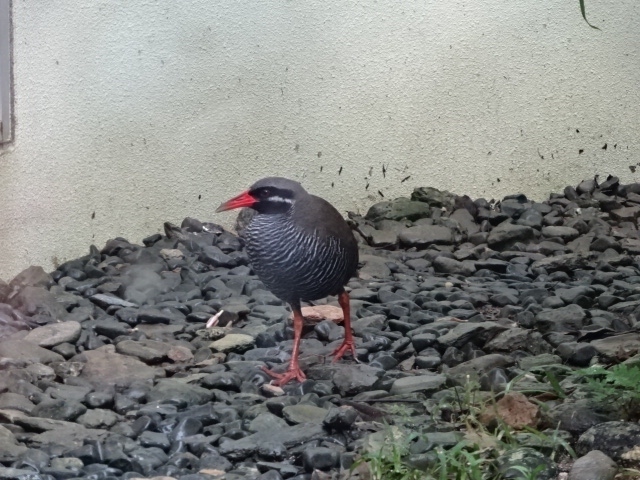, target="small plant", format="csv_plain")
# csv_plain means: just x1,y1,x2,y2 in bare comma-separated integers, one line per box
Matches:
579,0,600,30
577,363,640,420
353,376,576,480
353,425,423,480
